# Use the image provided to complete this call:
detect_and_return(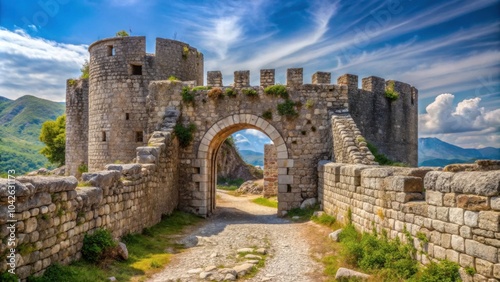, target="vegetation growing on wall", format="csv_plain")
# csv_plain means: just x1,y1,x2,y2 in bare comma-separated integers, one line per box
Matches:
277,99,298,118
80,60,89,79
115,30,129,37
180,87,195,105
81,229,116,264
366,142,407,166
264,84,288,99
225,88,236,97
385,81,400,101
182,46,189,59
243,88,258,97
174,122,196,148
207,87,223,99
262,110,273,120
